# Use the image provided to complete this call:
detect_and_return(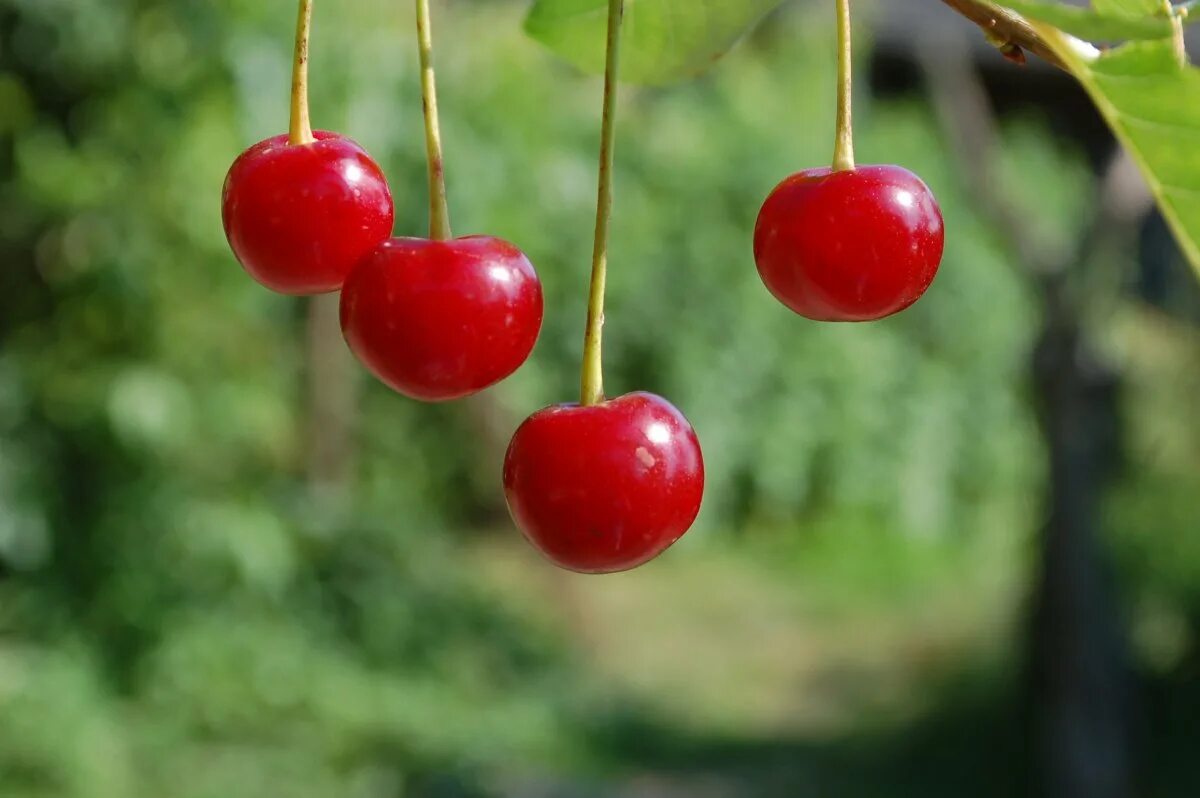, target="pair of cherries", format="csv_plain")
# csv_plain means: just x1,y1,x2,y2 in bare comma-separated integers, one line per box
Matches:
221,131,541,400
505,150,948,572
221,130,702,574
